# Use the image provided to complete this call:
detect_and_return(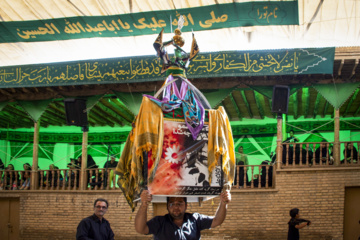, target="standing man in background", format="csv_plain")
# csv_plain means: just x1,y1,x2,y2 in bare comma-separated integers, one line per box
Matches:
76,198,114,240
